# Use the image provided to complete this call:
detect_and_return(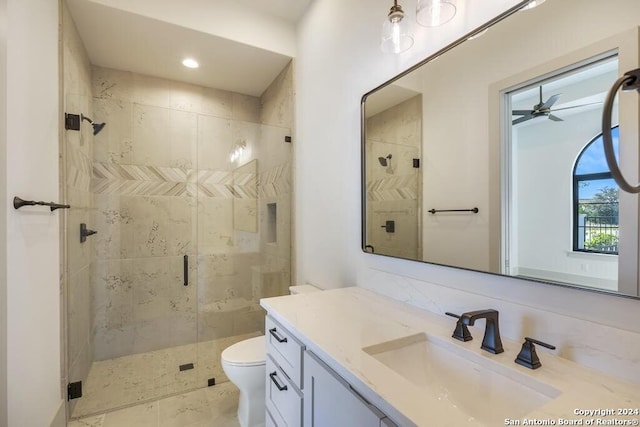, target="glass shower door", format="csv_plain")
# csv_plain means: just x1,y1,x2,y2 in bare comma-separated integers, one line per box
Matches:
64,66,202,417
